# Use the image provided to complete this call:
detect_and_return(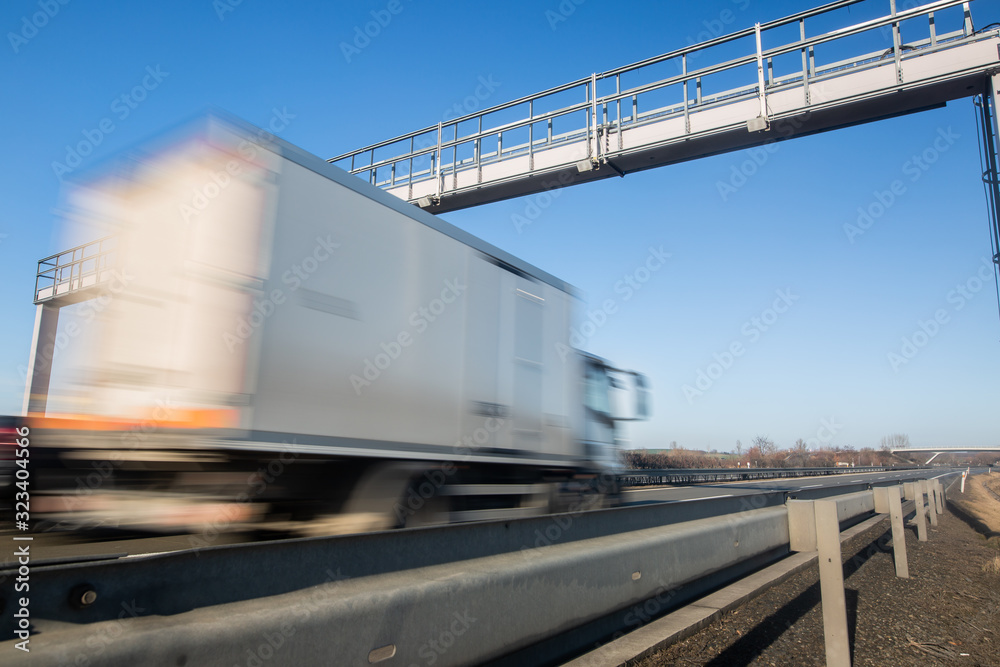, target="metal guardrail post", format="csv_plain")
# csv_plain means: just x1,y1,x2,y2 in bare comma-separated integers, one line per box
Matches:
913,481,928,541
927,481,939,527
790,496,857,667
918,480,934,527
887,485,910,579
815,499,851,667
873,486,909,578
